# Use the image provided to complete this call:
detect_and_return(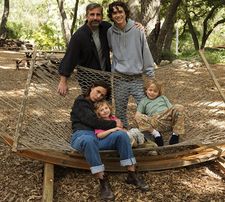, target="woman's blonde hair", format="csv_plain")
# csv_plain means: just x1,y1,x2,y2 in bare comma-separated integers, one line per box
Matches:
144,79,163,97
94,100,113,118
